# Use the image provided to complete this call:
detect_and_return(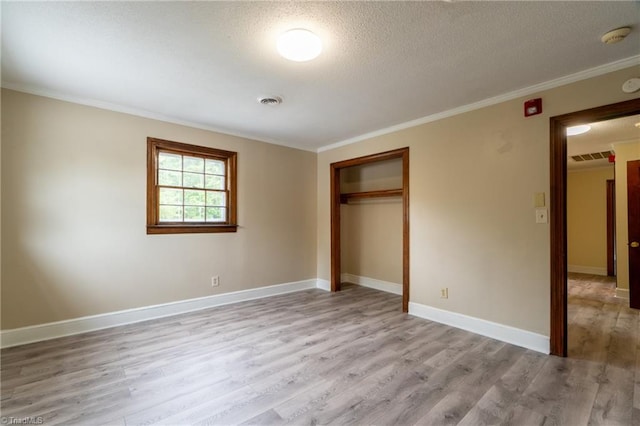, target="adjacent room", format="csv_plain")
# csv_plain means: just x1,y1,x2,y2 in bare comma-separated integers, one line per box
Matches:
566,115,639,369
1,2,639,425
